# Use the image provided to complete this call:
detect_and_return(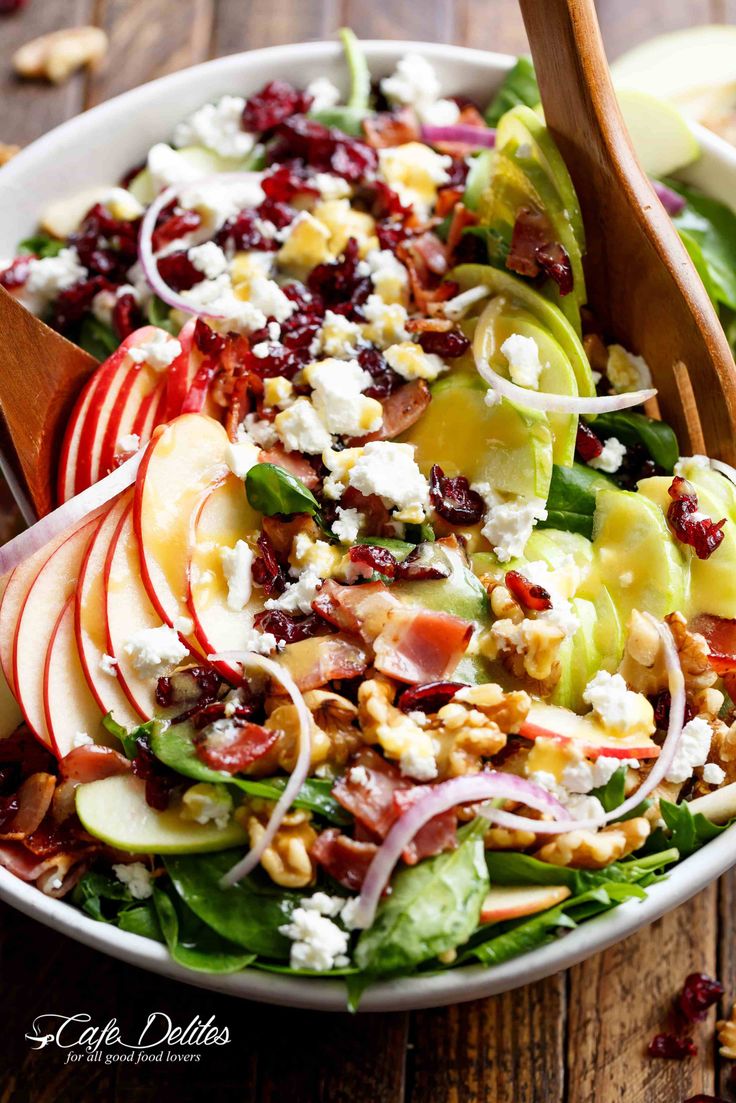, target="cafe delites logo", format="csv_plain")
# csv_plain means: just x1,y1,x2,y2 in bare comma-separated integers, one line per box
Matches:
25,1012,230,1065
